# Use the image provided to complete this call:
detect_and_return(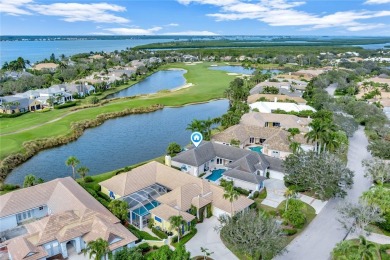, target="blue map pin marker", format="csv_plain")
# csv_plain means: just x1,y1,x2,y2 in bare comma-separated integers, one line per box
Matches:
191,132,203,147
